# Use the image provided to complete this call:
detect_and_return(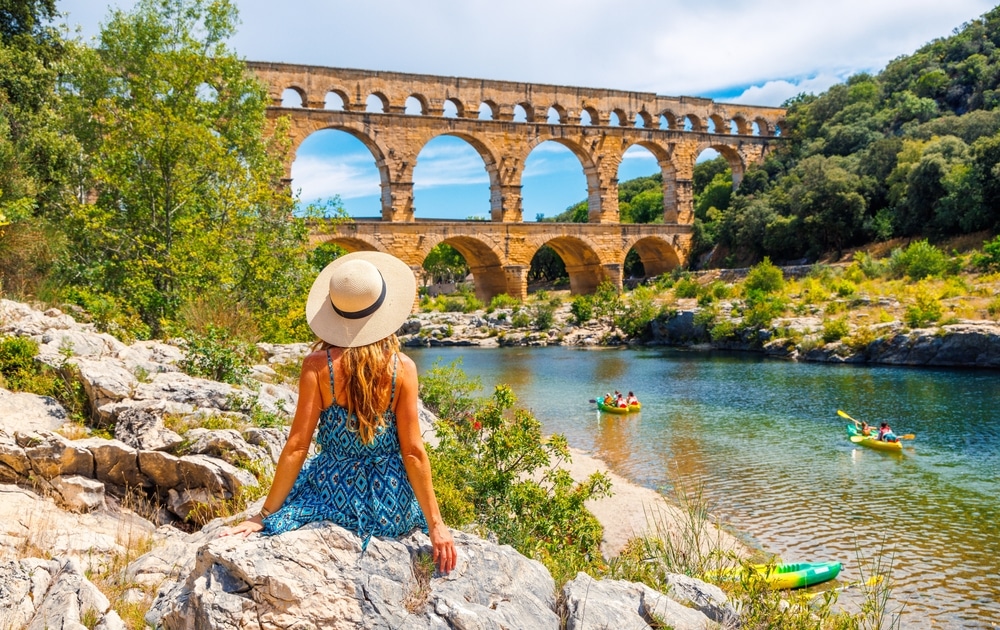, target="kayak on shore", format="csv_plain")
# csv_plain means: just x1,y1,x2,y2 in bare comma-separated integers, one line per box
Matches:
708,561,842,590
